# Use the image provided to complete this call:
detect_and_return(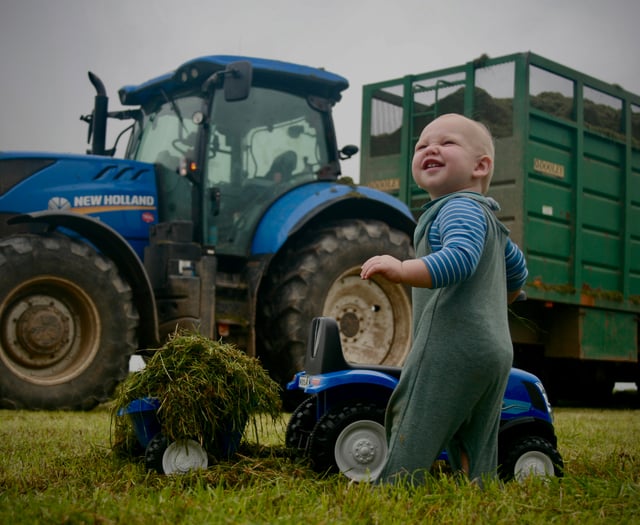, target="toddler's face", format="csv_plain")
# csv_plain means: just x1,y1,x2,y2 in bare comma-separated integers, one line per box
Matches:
411,114,489,199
